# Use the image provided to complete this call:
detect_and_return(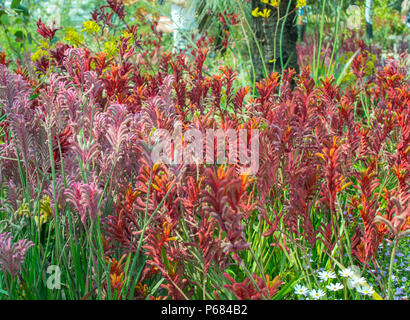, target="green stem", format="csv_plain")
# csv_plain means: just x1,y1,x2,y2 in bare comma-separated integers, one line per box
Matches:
234,0,269,79
387,238,398,300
